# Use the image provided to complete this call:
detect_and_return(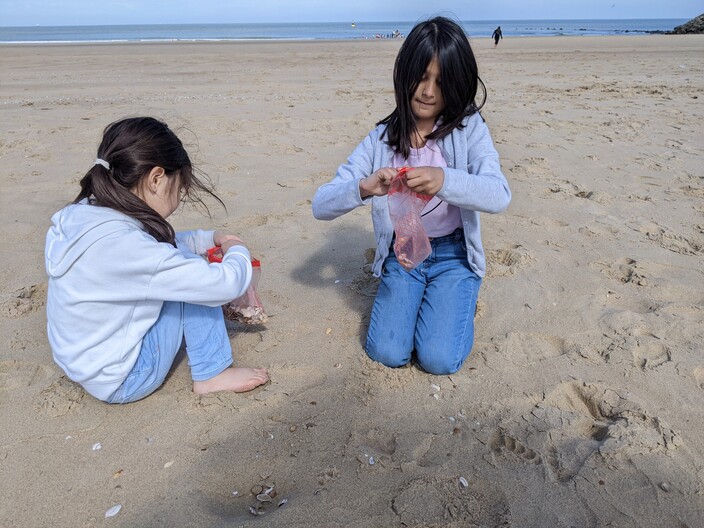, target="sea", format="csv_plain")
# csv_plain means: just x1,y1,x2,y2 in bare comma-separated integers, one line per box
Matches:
0,19,689,44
